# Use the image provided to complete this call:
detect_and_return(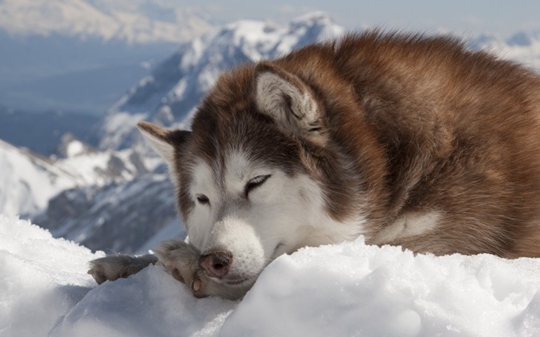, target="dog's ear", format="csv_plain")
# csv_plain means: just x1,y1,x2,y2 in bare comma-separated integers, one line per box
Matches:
137,121,191,163
254,62,326,142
